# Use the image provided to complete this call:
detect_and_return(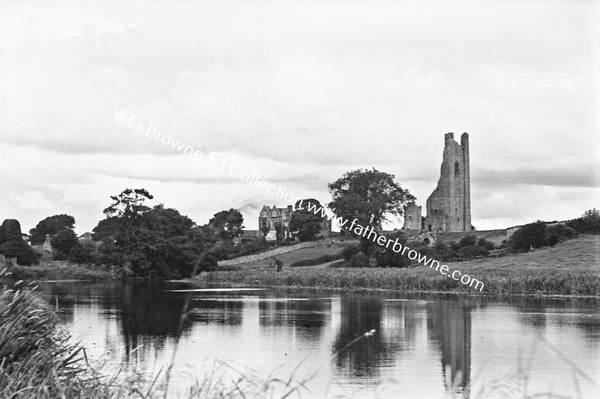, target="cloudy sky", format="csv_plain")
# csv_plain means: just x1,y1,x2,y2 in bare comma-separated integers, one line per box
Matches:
1,0,598,234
